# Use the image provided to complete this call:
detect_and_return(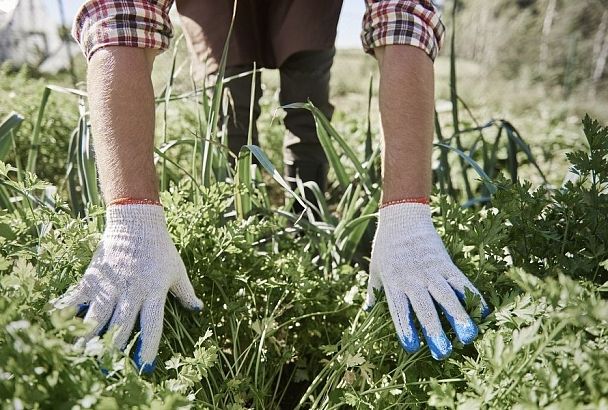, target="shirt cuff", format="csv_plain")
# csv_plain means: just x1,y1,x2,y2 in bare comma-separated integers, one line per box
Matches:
361,0,445,61
72,0,174,61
